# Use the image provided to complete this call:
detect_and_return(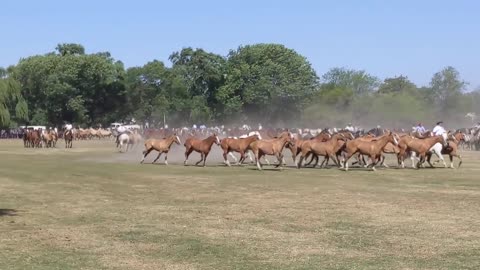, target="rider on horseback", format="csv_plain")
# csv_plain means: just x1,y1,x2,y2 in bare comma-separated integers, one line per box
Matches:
116,125,127,144
64,123,73,136
415,122,426,134
345,123,354,132
432,121,446,136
